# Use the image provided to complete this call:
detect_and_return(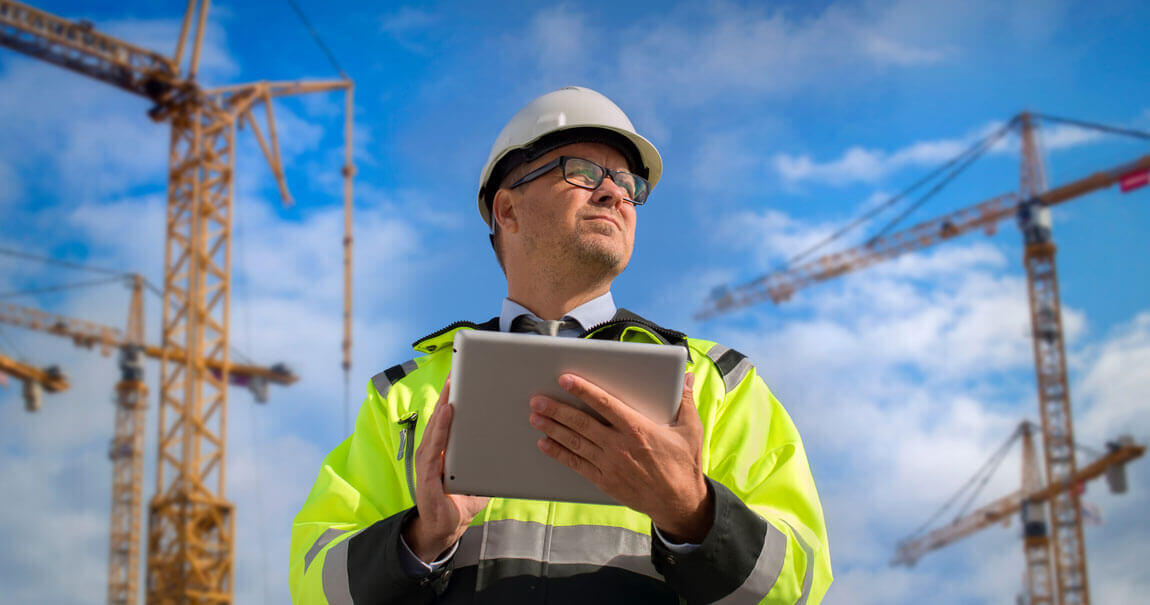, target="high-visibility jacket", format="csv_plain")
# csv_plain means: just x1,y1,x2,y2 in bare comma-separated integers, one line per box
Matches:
290,309,832,604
